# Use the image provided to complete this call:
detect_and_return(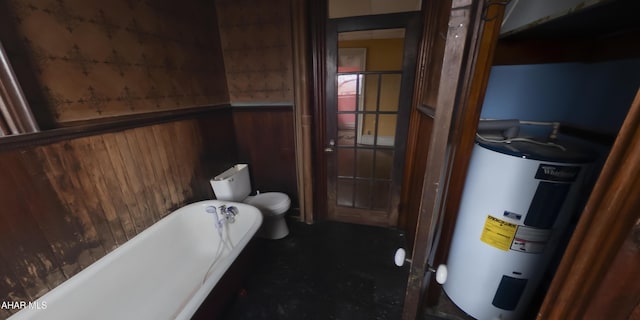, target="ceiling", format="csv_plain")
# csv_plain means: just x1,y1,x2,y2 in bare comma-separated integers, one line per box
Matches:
328,0,421,19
